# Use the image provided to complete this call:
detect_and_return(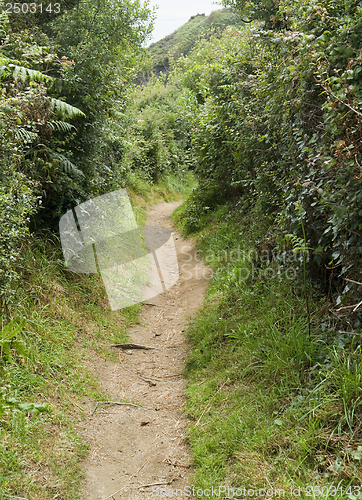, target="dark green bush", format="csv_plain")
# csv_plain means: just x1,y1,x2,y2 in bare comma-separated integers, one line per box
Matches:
169,1,362,309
